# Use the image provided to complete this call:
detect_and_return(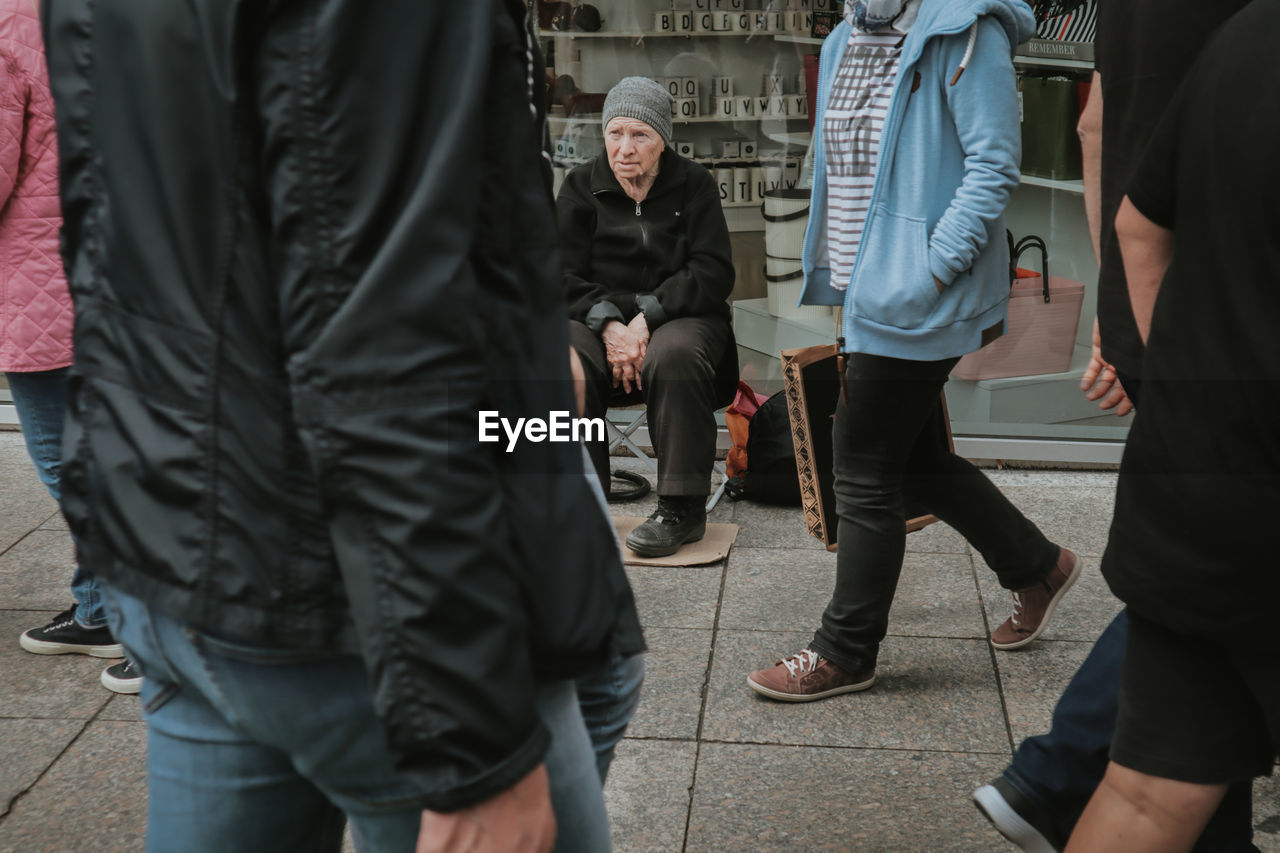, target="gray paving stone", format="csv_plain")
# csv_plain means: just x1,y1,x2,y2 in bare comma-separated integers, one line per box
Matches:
0,530,77,612
98,694,143,723
0,719,84,818
719,548,986,640
975,551,1123,644
704,630,1010,754
685,743,1017,852
904,517,971,554
626,564,723,631
0,721,146,853
984,468,1118,490
627,628,712,741
991,640,1093,746
1255,774,1280,853
0,611,115,720
0,491,58,556
730,501,827,552
605,739,696,853
733,500,970,556
992,485,1117,558
36,512,68,532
